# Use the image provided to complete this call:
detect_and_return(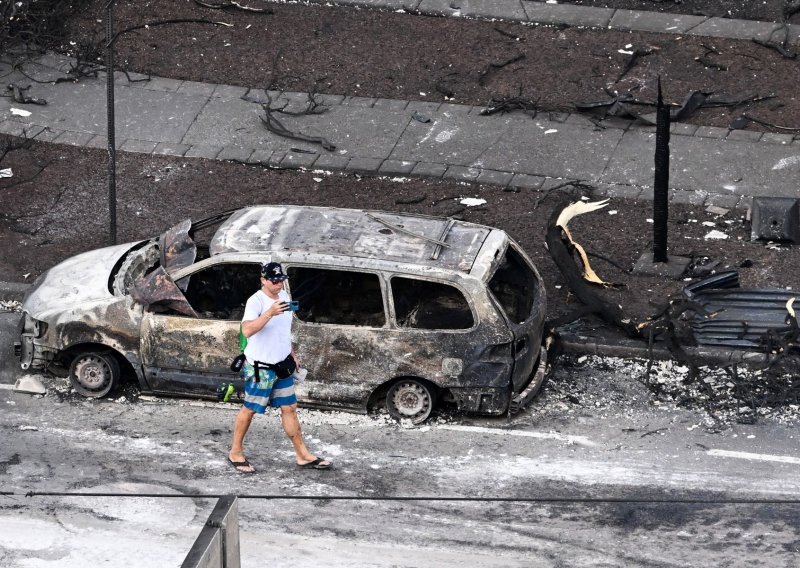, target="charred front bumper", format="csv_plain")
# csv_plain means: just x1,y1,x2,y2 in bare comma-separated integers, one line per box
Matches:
15,311,52,370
